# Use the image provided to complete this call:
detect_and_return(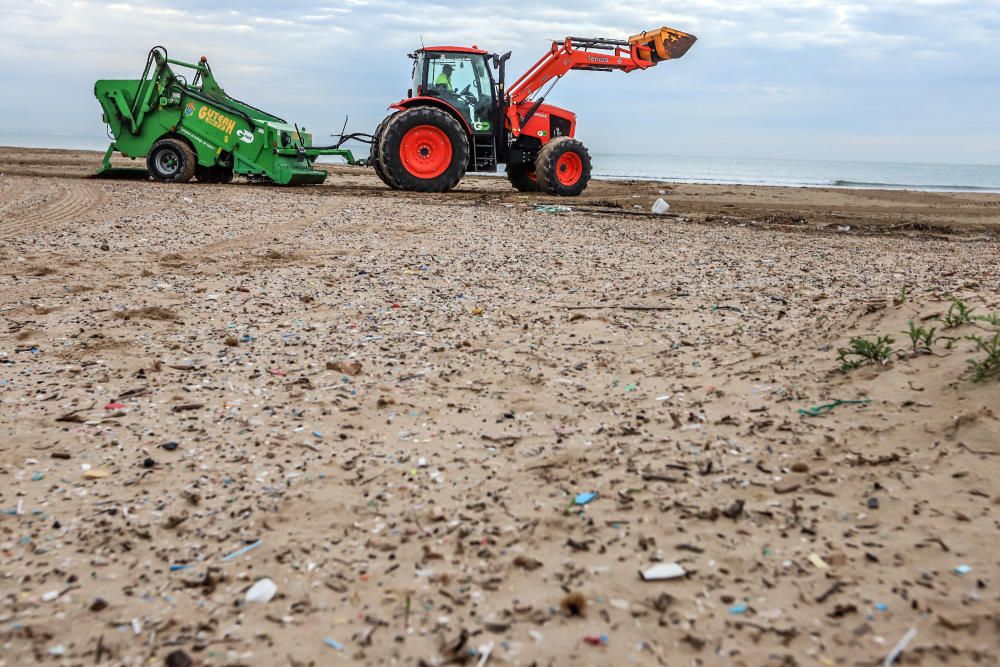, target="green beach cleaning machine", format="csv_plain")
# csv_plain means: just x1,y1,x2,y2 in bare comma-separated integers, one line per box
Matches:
93,47,366,184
